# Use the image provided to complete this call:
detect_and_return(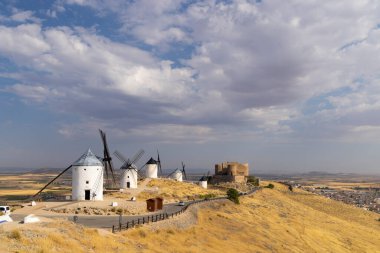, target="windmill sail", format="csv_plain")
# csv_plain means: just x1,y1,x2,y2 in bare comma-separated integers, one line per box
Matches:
99,129,116,183
157,150,162,175
181,161,187,180
33,165,72,197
